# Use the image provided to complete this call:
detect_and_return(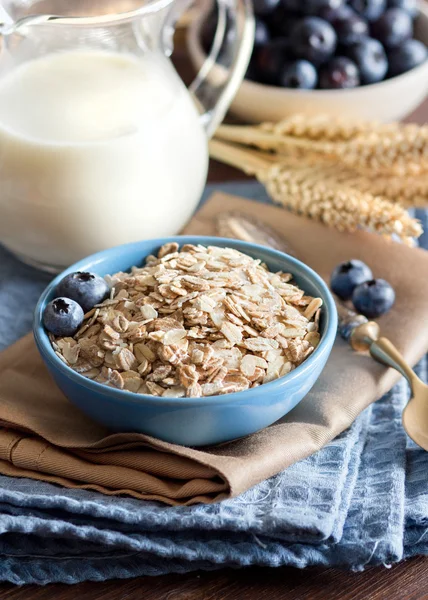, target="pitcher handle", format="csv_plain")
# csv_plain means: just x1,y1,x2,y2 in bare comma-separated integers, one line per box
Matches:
166,0,254,138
